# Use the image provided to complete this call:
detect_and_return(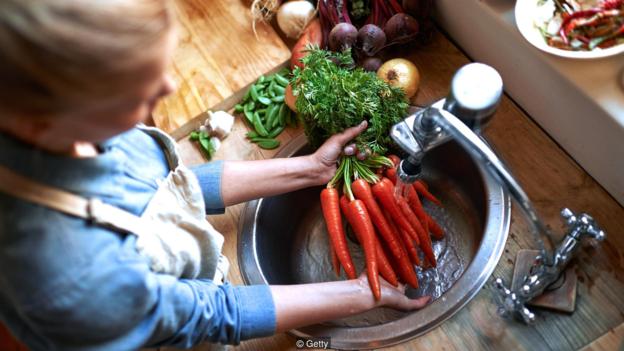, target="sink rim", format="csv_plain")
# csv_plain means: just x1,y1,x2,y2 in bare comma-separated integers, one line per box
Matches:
237,134,511,349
